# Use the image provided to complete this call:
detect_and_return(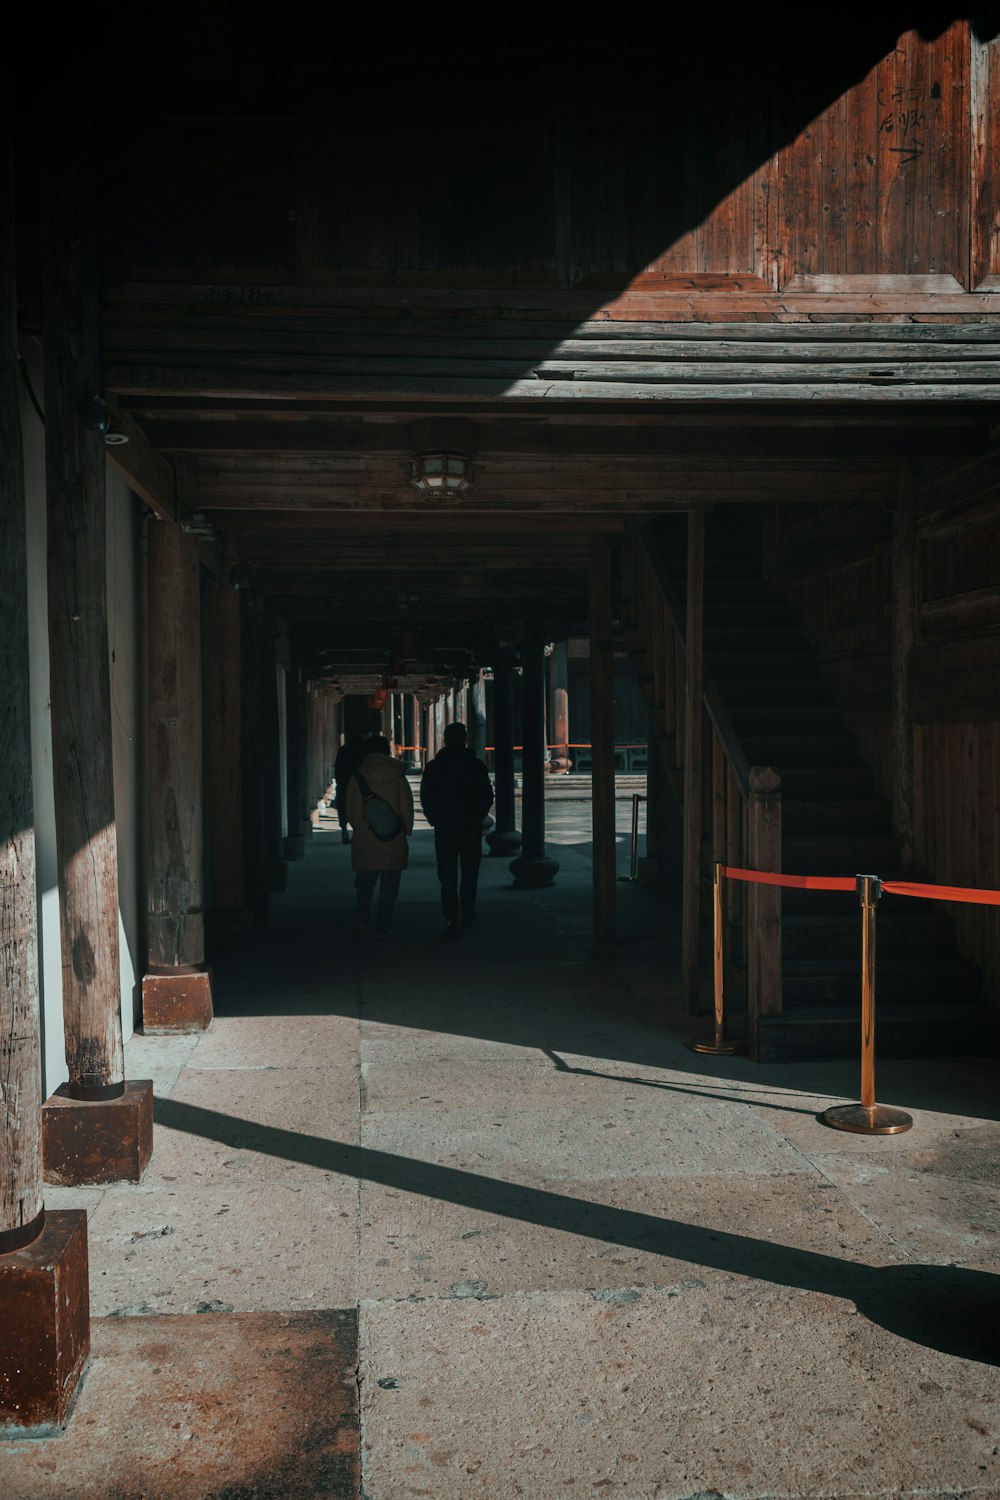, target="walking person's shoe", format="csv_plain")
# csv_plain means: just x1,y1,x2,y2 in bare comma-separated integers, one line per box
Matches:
443,920,461,940
341,829,351,845
356,912,370,935
460,911,477,927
